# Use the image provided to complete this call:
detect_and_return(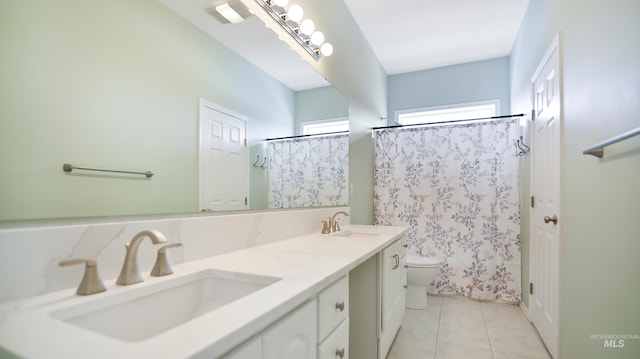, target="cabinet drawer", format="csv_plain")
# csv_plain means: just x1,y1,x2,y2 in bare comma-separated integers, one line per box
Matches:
318,318,349,359
317,275,349,341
